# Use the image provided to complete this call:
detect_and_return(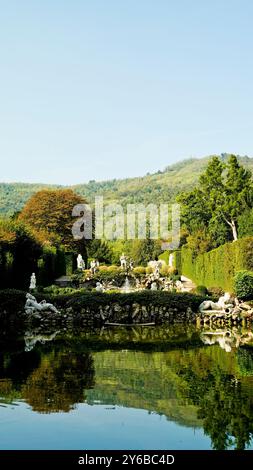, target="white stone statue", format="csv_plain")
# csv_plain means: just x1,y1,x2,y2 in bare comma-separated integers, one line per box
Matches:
95,282,104,293
90,259,97,274
169,253,174,268
120,253,127,269
77,254,85,270
25,293,59,315
199,292,234,314
147,260,156,270
29,273,36,290
175,280,183,290
151,282,158,291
